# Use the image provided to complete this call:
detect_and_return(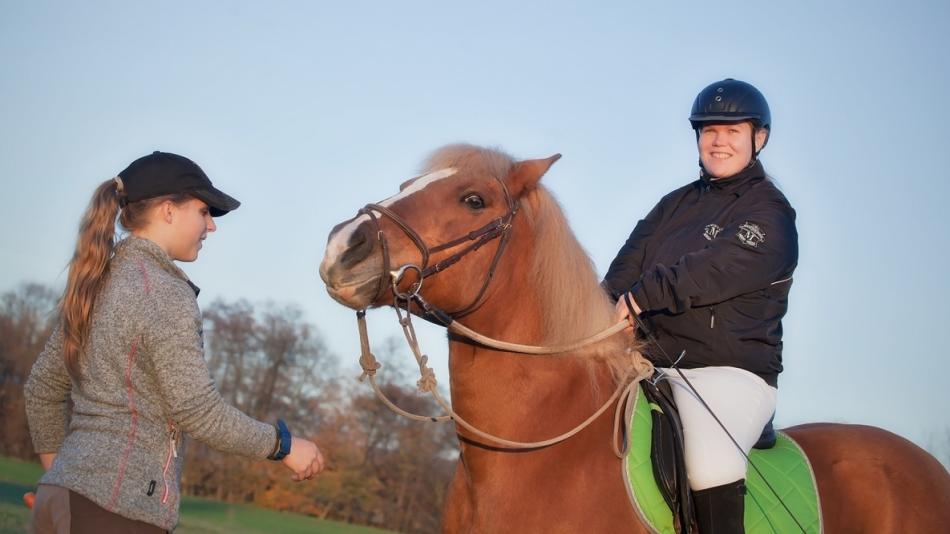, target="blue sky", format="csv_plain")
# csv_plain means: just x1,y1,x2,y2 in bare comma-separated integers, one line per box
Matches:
2,1,949,462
